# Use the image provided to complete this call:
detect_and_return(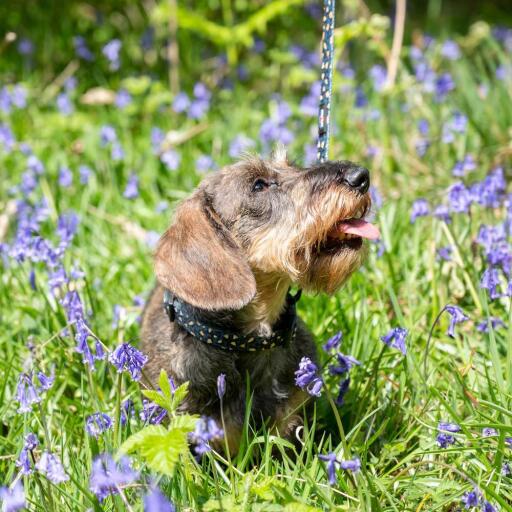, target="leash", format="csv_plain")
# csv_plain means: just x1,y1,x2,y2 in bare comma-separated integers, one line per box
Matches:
317,0,335,163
